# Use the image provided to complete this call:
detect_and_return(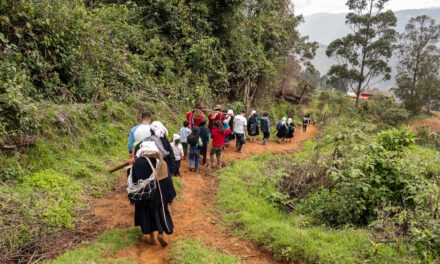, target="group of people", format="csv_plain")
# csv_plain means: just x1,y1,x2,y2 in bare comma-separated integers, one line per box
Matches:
124,104,312,247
